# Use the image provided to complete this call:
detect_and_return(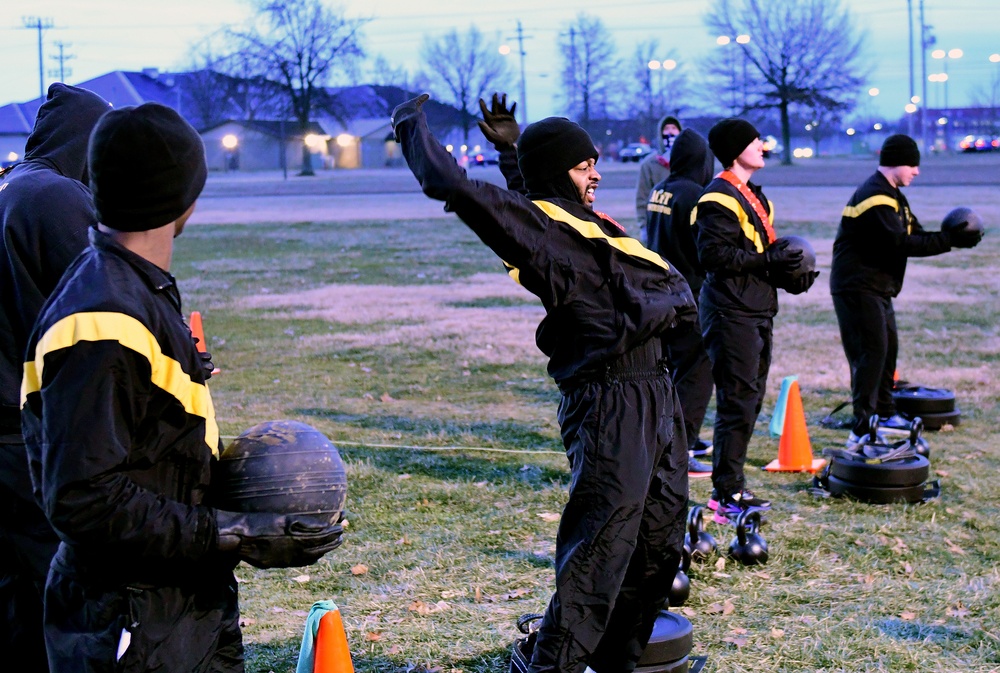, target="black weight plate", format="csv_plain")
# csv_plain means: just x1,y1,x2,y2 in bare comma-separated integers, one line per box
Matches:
904,408,961,430
635,655,690,673
638,610,693,666
892,386,956,414
827,474,927,504
830,454,929,487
